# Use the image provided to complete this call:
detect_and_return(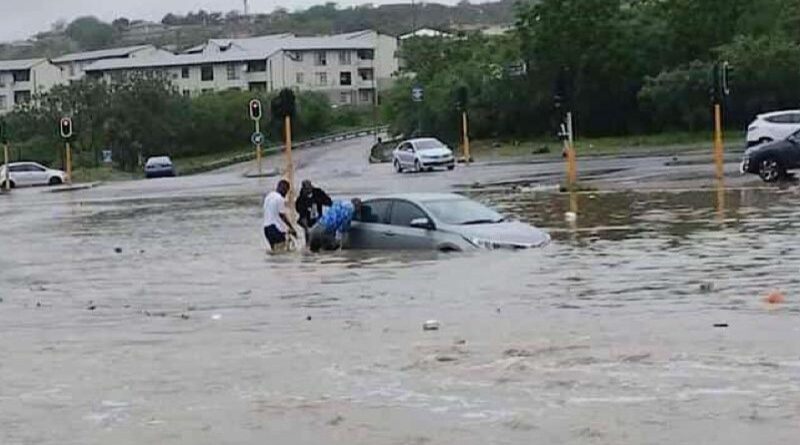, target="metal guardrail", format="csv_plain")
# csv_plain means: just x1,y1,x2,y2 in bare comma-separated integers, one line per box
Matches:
181,125,389,175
